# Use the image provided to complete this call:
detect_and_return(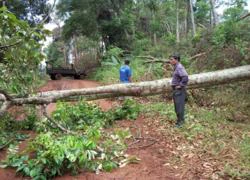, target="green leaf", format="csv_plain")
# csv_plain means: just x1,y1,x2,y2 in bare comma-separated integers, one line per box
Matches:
102,161,117,172
16,165,25,172
30,168,39,177
23,167,30,176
